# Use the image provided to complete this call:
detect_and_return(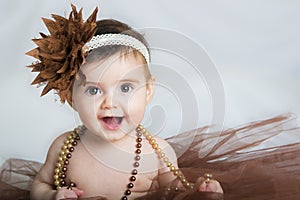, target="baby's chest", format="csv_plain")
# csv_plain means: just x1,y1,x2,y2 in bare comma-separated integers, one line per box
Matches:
64,146,159,198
